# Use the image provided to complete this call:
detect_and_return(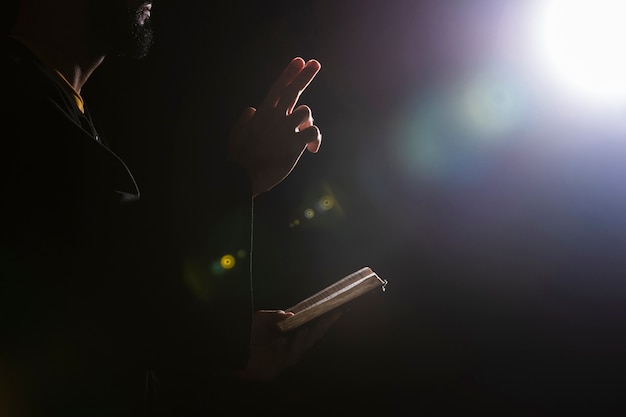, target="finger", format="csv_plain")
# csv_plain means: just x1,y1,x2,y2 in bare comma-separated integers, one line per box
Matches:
258,57,306,113
288,105,313,132
278,59,321,115
255,309,293,323
235,106,256,127
297,125,321,153
252,310,293,339
291,60,321,96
